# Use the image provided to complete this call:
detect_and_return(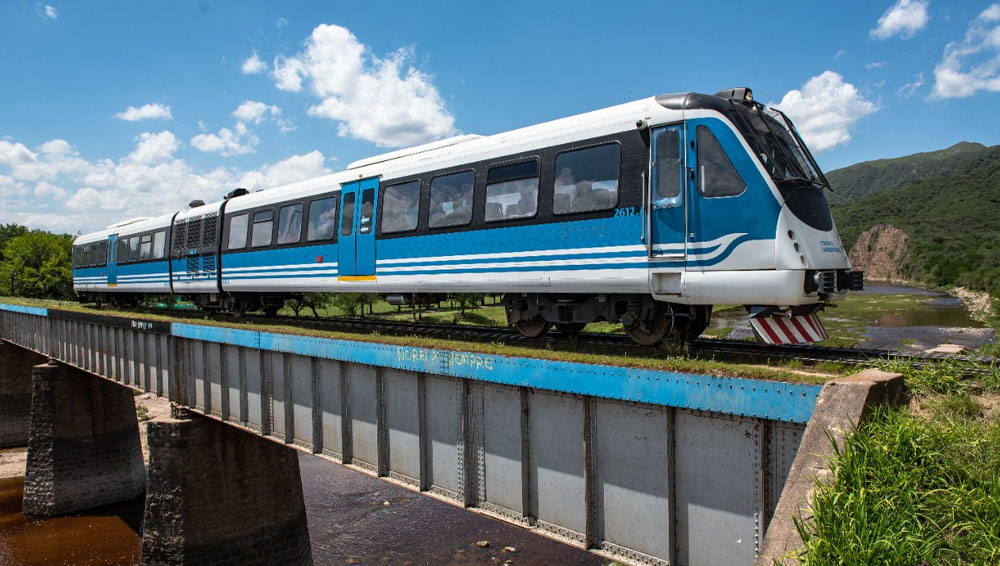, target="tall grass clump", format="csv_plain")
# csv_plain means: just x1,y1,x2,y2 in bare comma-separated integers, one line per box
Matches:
794,406,1000,565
